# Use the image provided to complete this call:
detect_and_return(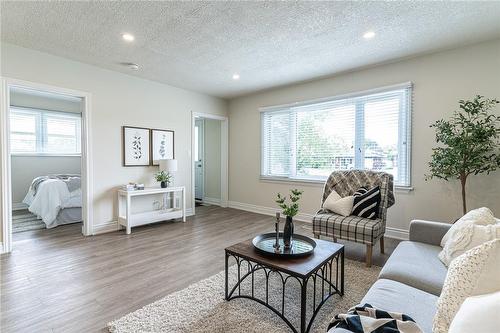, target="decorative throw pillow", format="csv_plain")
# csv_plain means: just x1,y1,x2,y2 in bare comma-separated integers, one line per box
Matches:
439,223,500,266
323,189,354,217
438,207,497,266
433,239,500,333
449,291,500,333
351,186,381,219
440,207,496,247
